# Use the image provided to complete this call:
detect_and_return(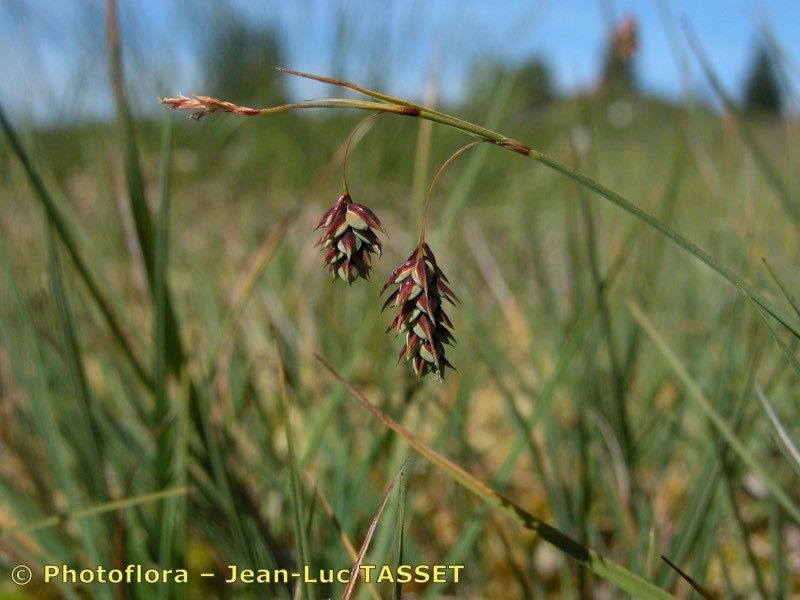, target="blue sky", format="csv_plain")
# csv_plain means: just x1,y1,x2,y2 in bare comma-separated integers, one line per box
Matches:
1,0,798,122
